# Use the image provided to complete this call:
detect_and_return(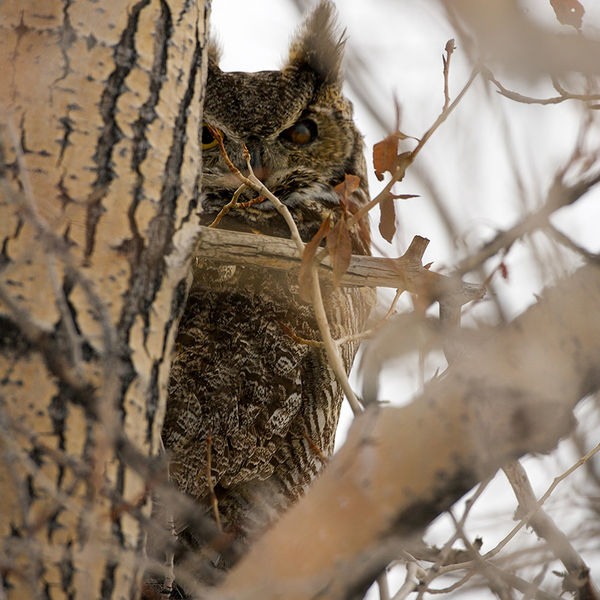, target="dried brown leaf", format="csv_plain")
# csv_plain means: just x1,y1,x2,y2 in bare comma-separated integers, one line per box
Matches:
373,134,400,182
334,174,361,210
298,217,331,301
550,0,584,29
378,196,397,243
378,193,419,243
391,193,419,200
373,134,415,181
326,217,352,287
